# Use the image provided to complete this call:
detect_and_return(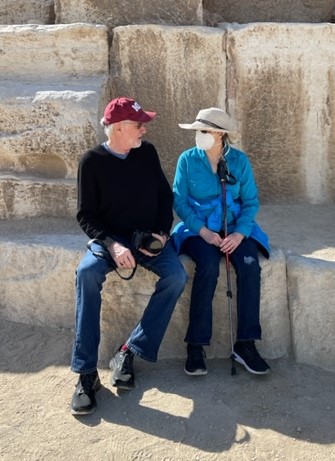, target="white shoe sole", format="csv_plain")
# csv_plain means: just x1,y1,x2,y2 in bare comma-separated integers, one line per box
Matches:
234,353,271,375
